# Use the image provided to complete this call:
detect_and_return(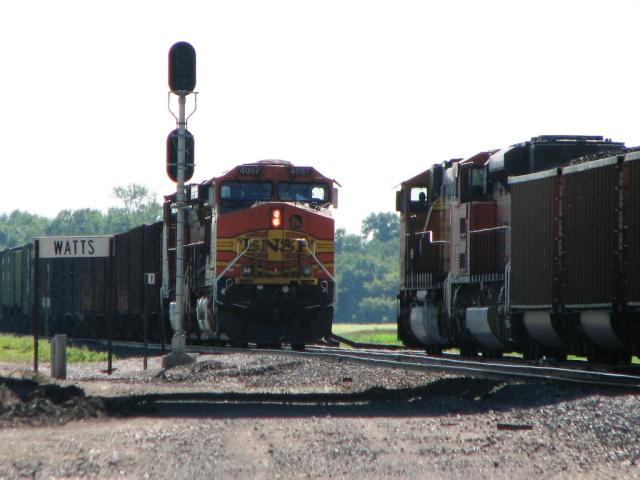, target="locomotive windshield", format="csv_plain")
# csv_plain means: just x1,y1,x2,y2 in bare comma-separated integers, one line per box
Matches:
409,187,428,212
278,182,329,203
219,181,272,201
